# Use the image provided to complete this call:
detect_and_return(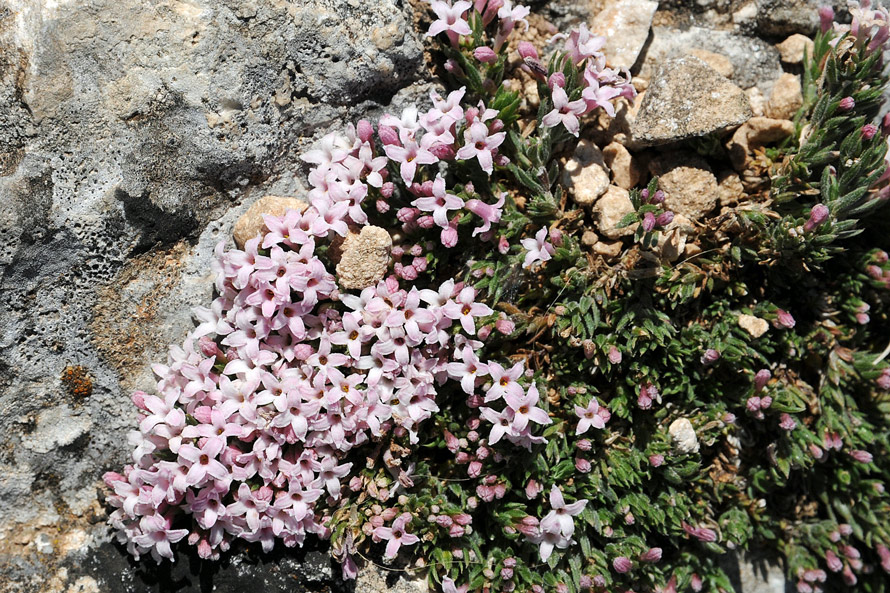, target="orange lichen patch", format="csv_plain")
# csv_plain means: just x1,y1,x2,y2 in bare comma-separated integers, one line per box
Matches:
60,366,92,401
90,241,190,391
